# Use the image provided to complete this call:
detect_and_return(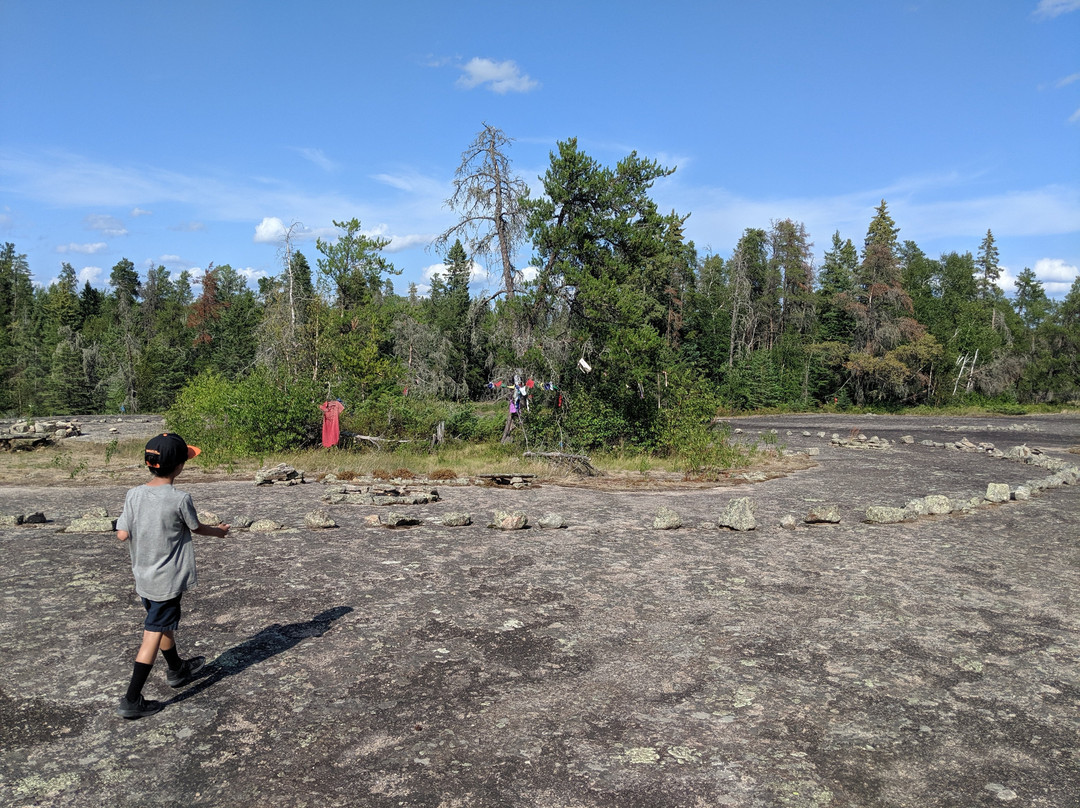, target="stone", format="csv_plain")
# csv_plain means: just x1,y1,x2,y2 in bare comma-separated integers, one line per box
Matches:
440,512,472,527
779,514,797,530
653,507,682,530
924,495,953,515
805,448,820,456
1012,486,1032,501
718,497,756,531
984,483,1011,503
905,499,930,516
85,506,109,518
23,512,47,523
865,506,907,524
383,512,420,527
249,519,284,532
304,509,337,529
65,516,116,532
255,463,304,485
232,515,254,528
198,511,219,525
0,514,23,526
900,435,914,444
489,511,528,530
816,432,826,439
804,504,841,524
537,513,567,529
